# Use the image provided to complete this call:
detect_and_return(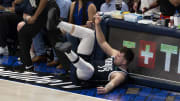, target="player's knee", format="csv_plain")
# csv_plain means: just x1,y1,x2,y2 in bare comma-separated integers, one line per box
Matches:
76,67,94,81
88,31,95,41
